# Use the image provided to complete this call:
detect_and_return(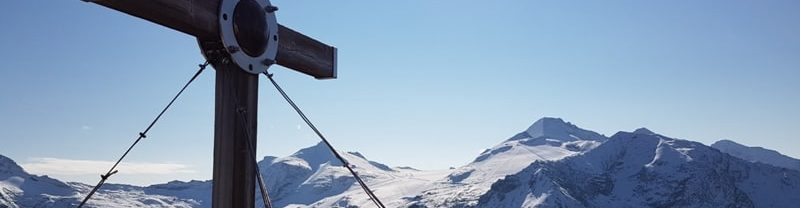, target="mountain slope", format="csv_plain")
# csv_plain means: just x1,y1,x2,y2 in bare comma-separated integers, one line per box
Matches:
0,154,84,207
257,142,450,207
407,117,608,207
0,142,447,208
3,117,799,207
478,130,800,207
0,154,201,208
712,139,800,171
